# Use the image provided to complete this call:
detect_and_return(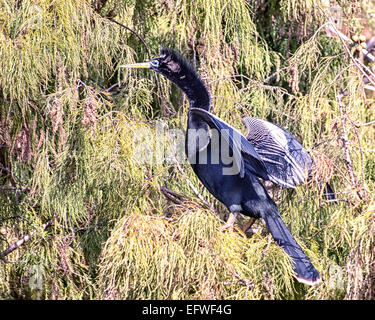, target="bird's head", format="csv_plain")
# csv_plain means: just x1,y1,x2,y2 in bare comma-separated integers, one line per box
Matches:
120,47,210,110
120,47,196,83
